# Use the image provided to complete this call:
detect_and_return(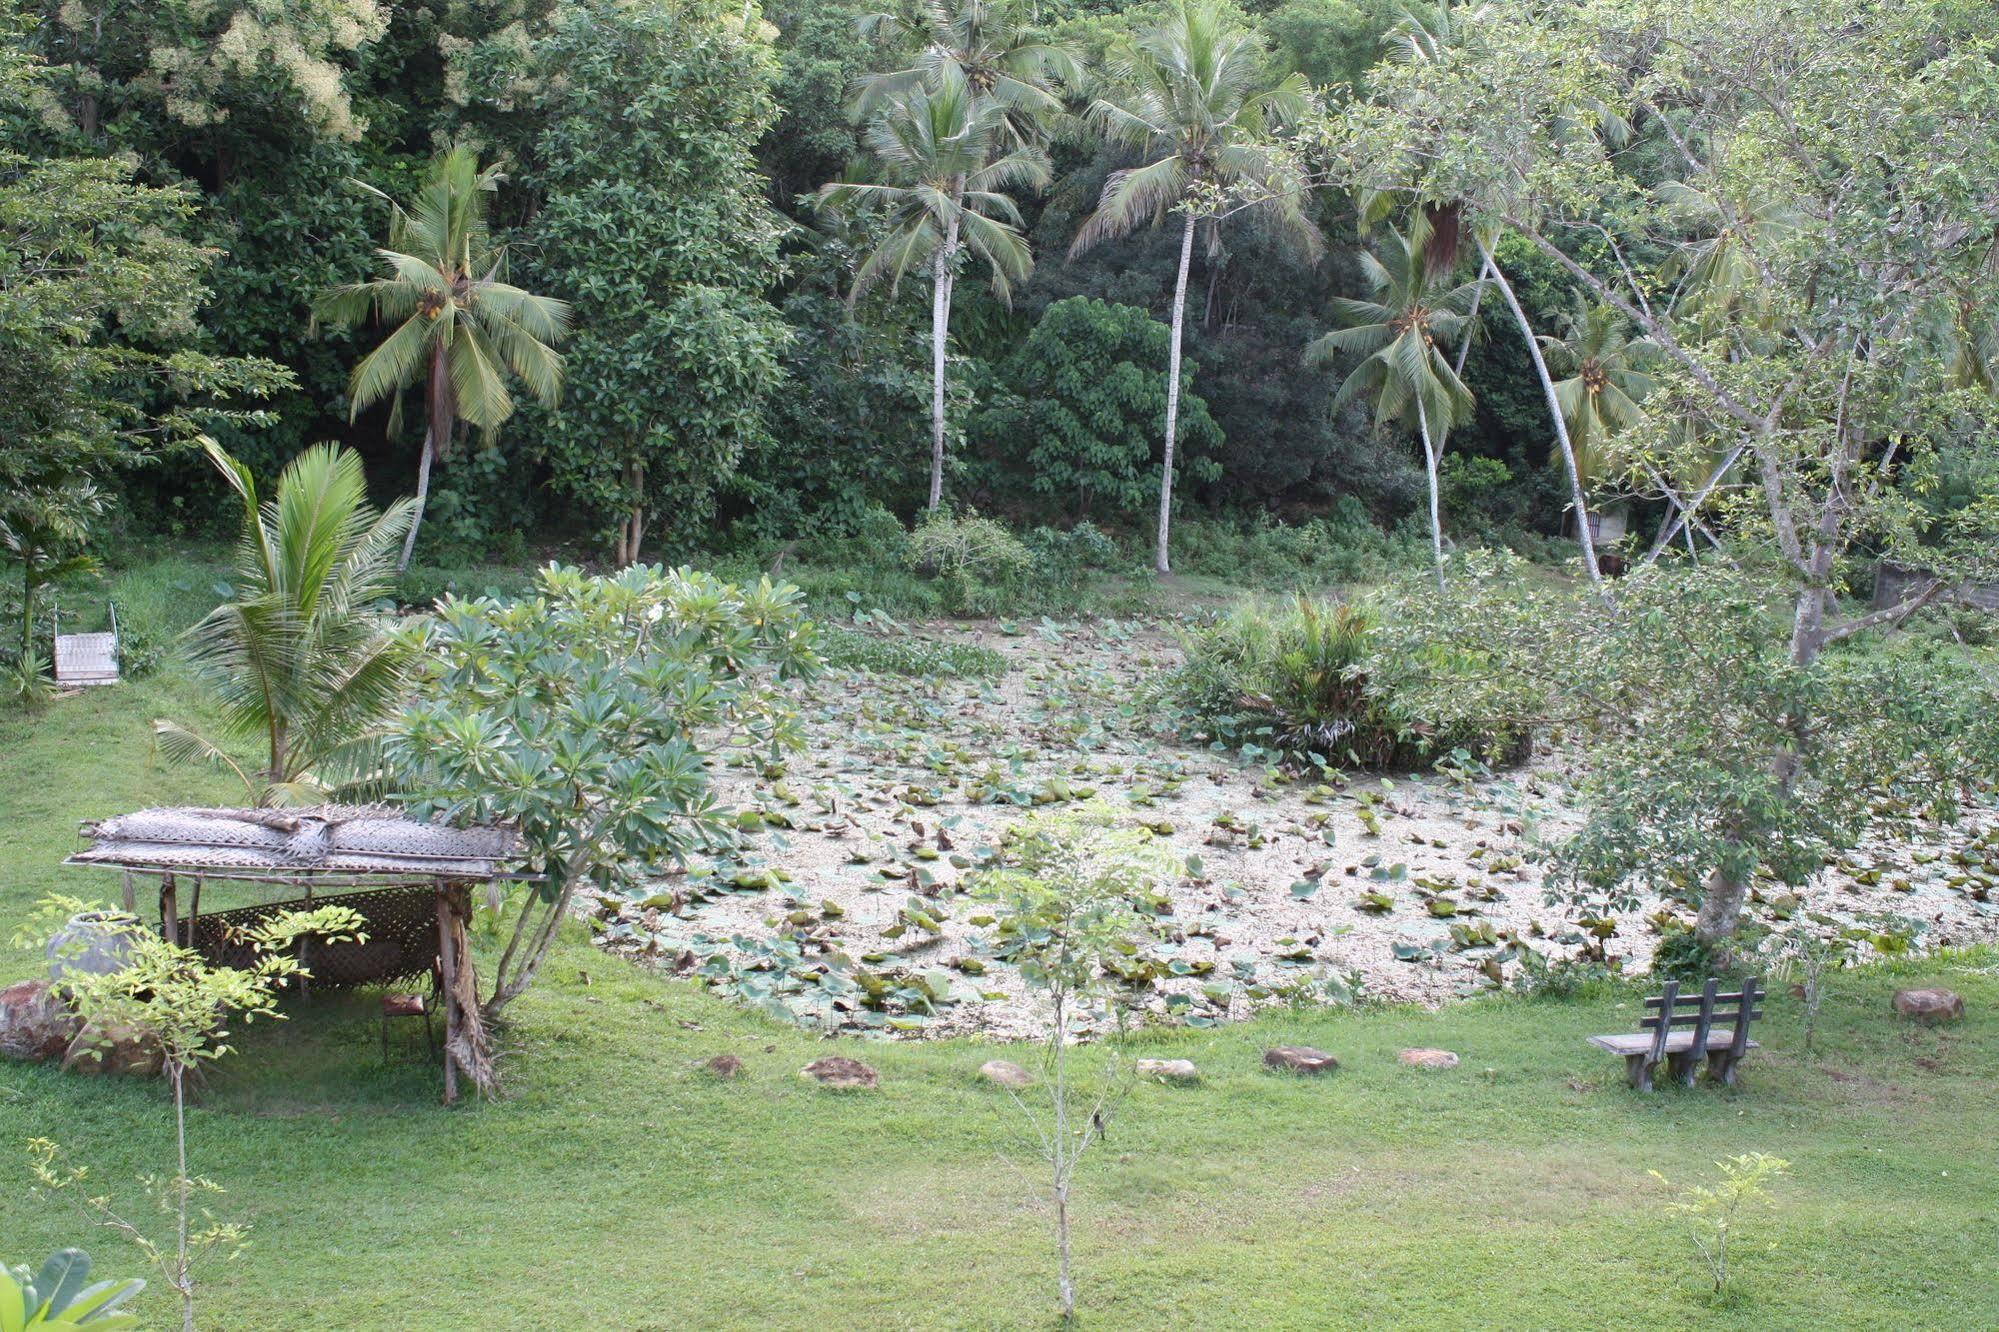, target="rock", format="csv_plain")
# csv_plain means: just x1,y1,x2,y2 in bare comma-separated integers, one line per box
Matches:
0,980,80,1062
61,1022,163,1078
1263,1045,1339,1075
1134,1058,1199,1082
1398,1048,1460,1070
800,1055,878,1089
703,1054,744,1079
1893,988,1965,1022
979,1059,1034,1089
